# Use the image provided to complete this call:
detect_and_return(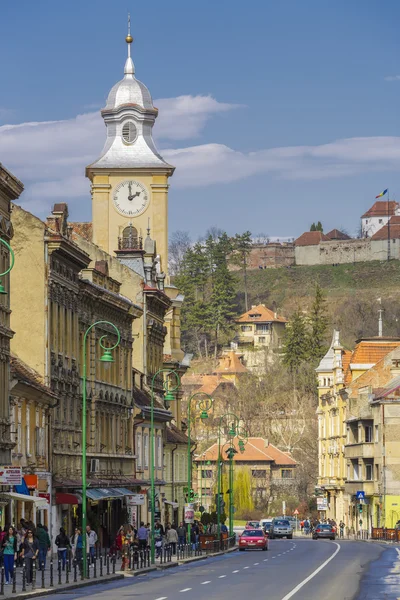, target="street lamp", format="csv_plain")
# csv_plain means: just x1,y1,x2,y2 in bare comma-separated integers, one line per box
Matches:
150,369,180,564
0,238,15,295
186,392,213,544
226,425,248,536
216,413,240,538
81,321,120,578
